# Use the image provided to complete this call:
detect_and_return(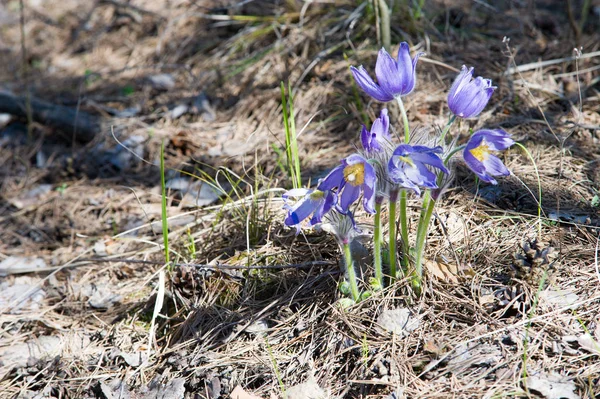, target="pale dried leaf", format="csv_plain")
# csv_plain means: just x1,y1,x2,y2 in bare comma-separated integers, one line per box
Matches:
230,386,263,399
285,377,326,399
539,289,580,310
526,371,580,399
577,334,600,355
141,378,186,399
447,342,502,374
8,184,53,209
0,276,46,313
425,258,459,284
0,256,47,275
377,308,420,337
